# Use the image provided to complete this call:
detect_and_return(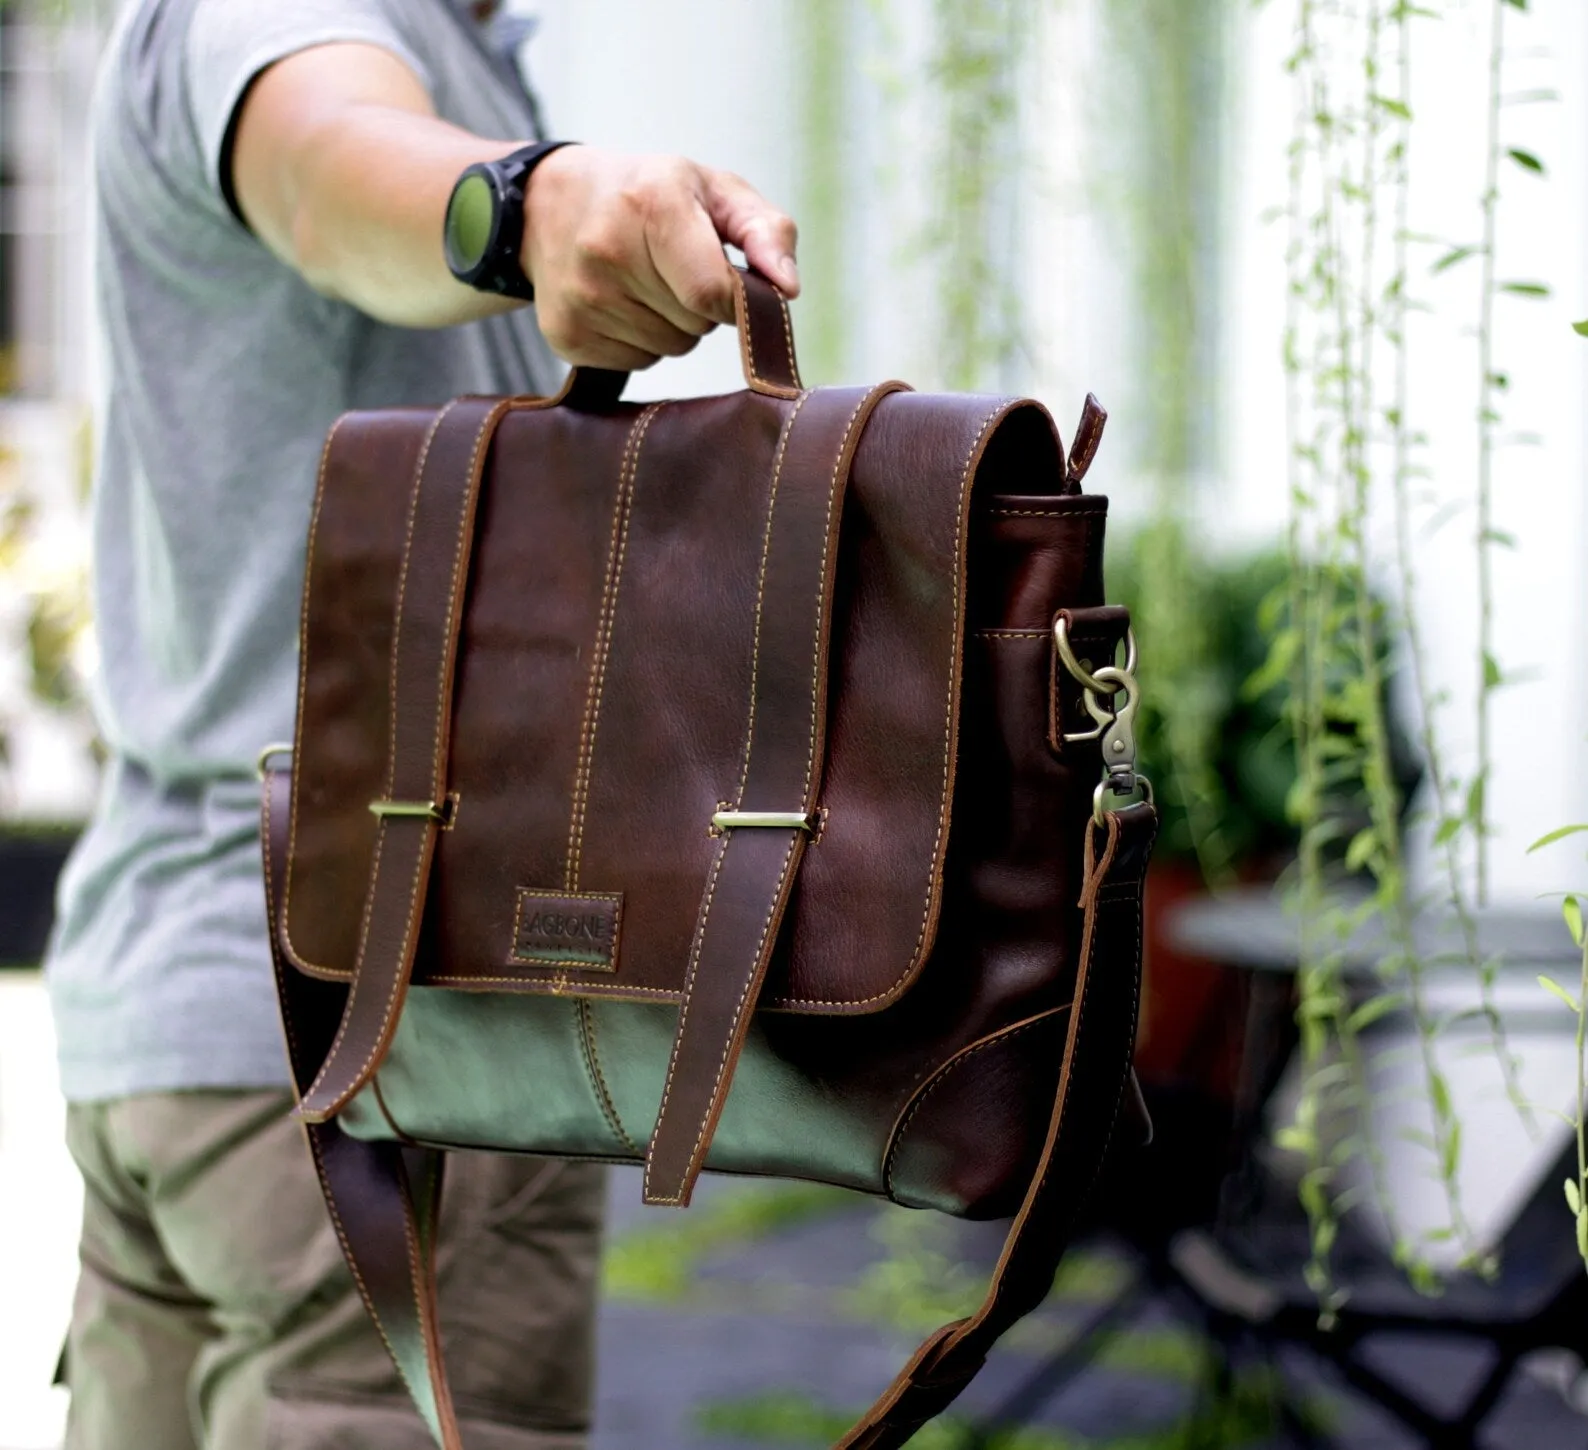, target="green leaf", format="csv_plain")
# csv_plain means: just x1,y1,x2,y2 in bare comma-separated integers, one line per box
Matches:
1483,652,1503,688
1348,992,1406,1033
1431,245,1480,274
1566,1178,1582,1216
1566,897,1585,947
1573,320,1588,337
1577,1210,1588,1261
1466,775,1486,825
1275,1126,1313,1155
1529,823,1588,852
1442,1121,1462,1180
1345,828,1377,873
1434,815,1463,847
1371,94,1412,120
1501,281,1552,298
1430,1072,1453,1121
1507,147,1544,173
1503,0,1527,9
1538,974,1581,1012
